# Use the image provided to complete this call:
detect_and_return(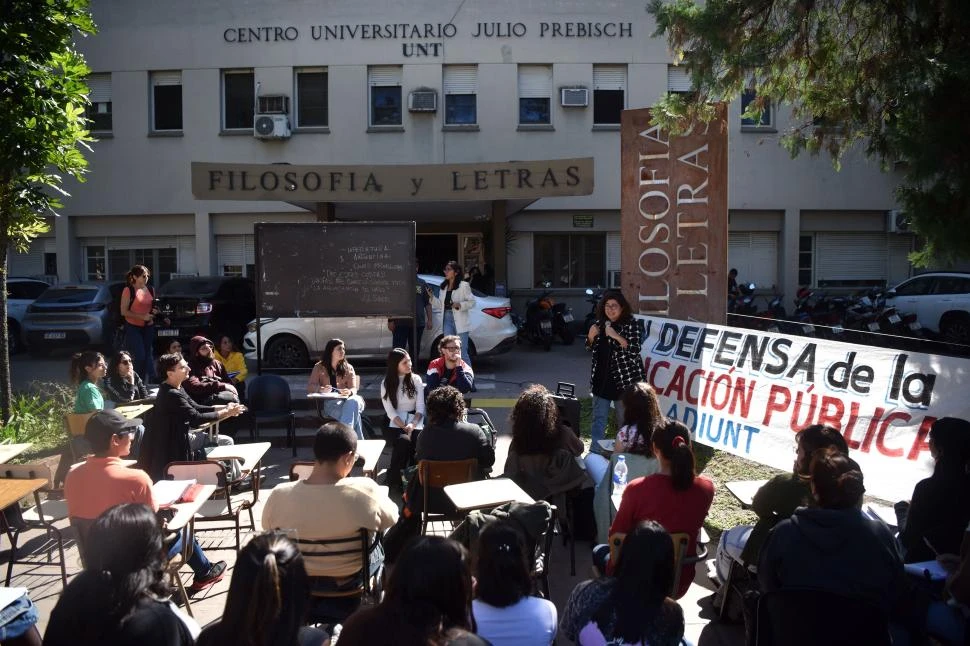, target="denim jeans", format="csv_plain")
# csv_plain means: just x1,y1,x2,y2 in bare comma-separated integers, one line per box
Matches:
323,396,365,439
124,323,155,381
0,593,38,640
442,311,471,366
590,395,624,445
168,529,212,577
